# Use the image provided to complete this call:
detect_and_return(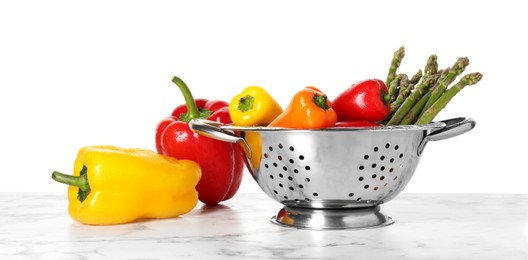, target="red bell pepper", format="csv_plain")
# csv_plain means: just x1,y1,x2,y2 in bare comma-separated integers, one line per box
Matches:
332,79,391,122
155,76,244,205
